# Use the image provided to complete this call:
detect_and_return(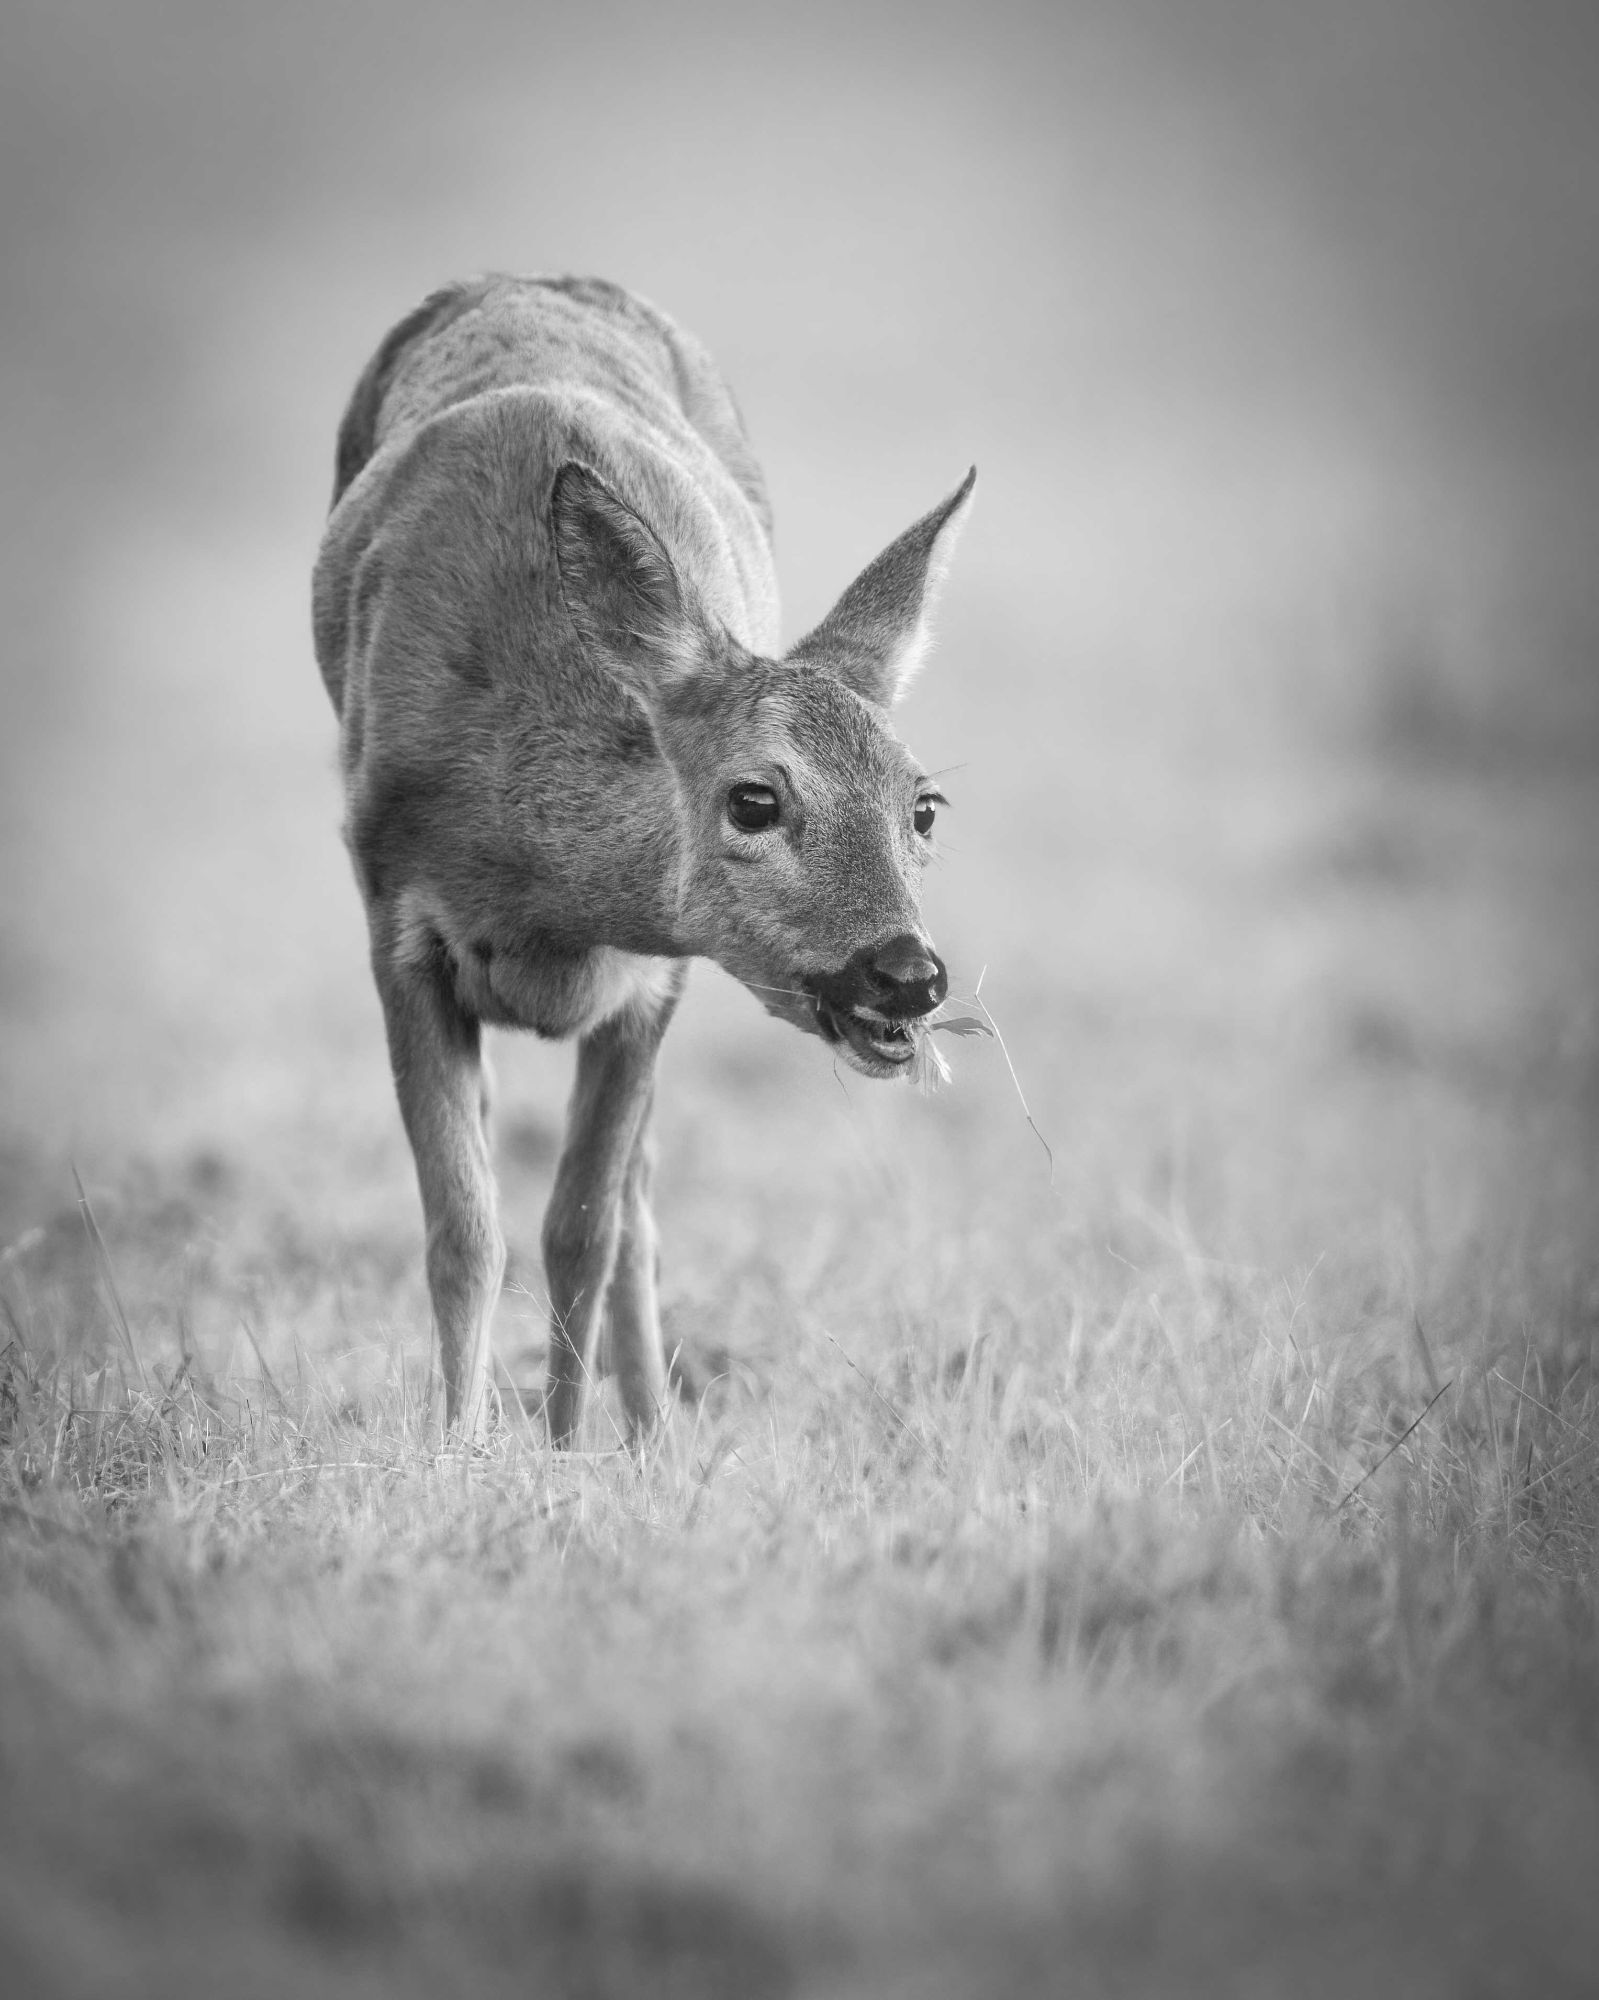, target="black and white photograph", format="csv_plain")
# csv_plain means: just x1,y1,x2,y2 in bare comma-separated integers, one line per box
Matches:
3,3,1597,1994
